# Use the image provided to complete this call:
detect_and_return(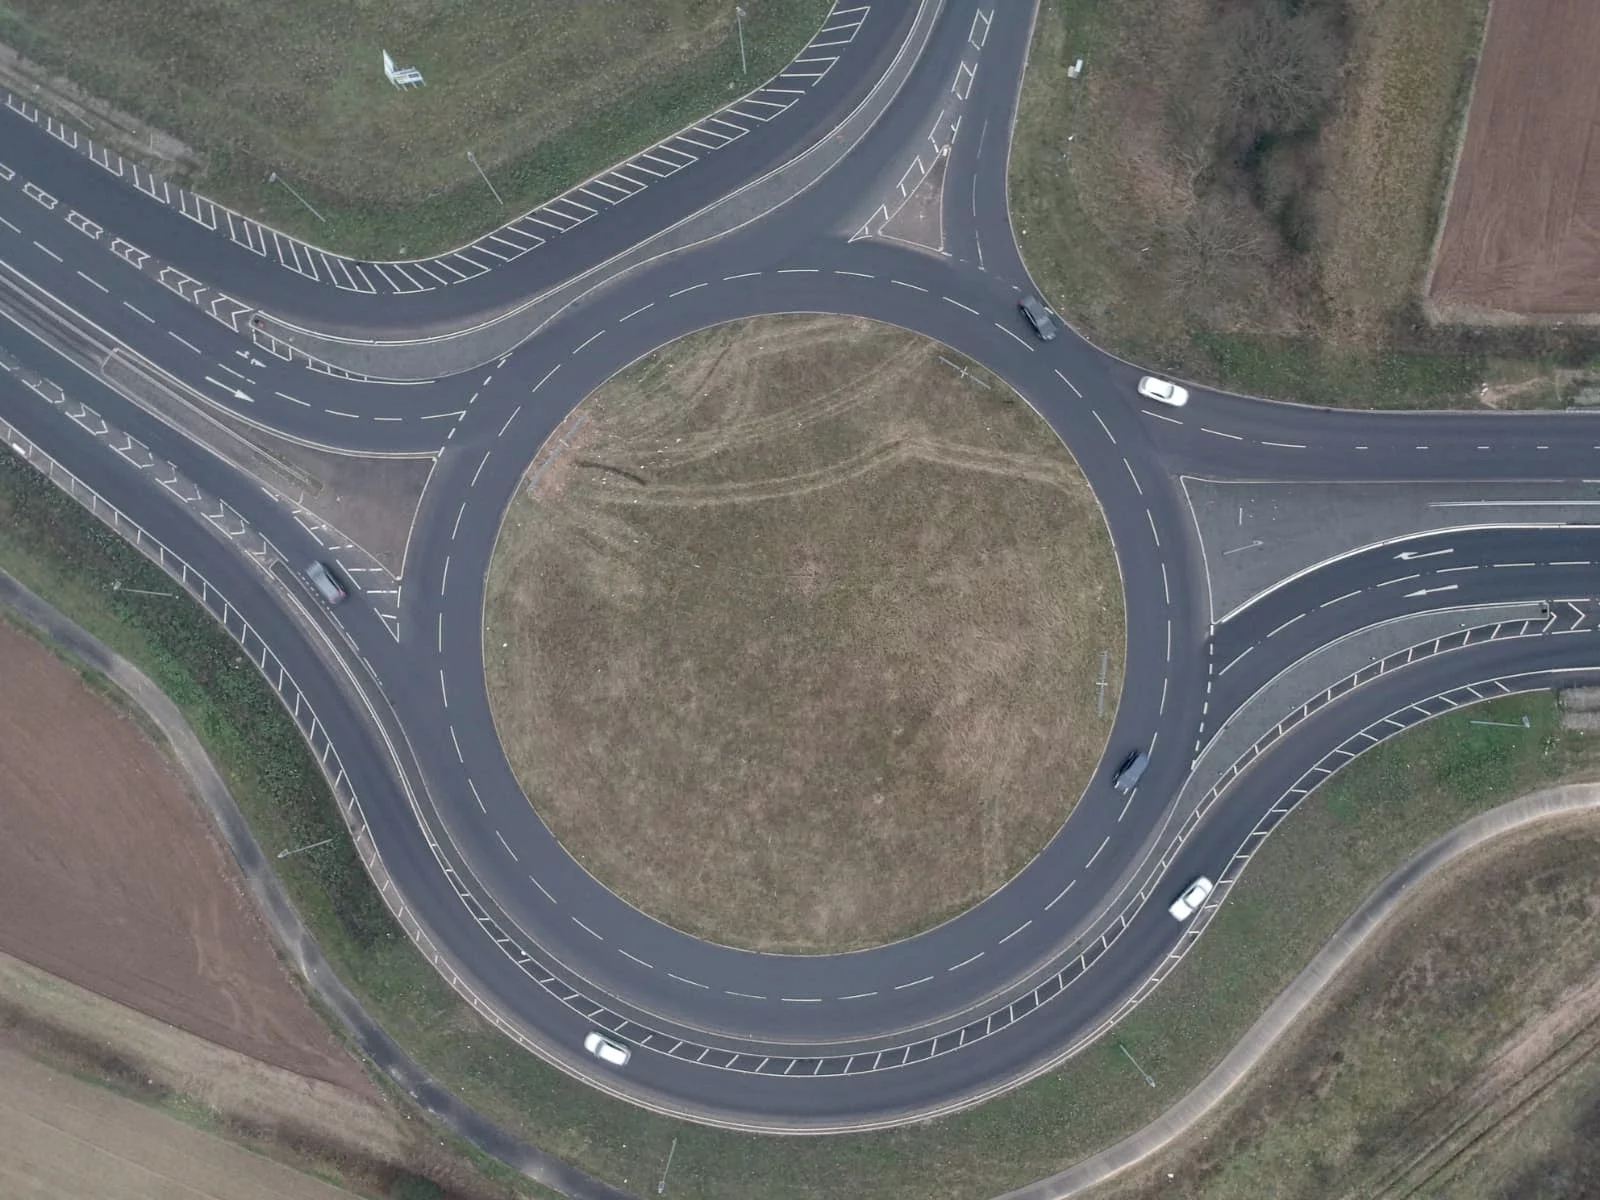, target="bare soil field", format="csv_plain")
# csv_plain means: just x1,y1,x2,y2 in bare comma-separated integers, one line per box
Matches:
0,1041,362,1200
0,614,368,1094
1087,813,1600,1199
485,316,1123,953
1429,0,1600,320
